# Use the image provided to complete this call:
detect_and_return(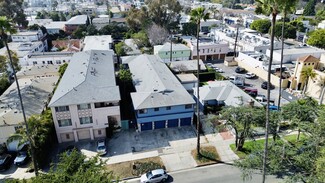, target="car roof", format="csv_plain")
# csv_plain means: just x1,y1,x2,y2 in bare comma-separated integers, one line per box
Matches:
151,169,165,175
98,140,105,146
